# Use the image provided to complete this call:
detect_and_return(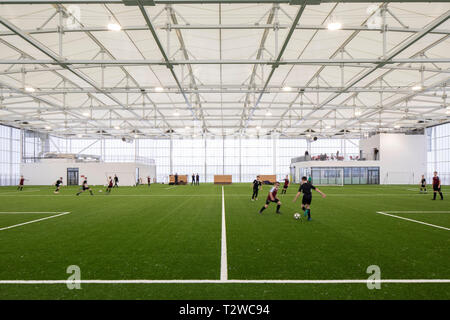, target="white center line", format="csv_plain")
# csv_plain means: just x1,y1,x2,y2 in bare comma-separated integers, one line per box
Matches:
0,279,449,285
0,212,71,232
221,186,228,281
376,211,450,231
